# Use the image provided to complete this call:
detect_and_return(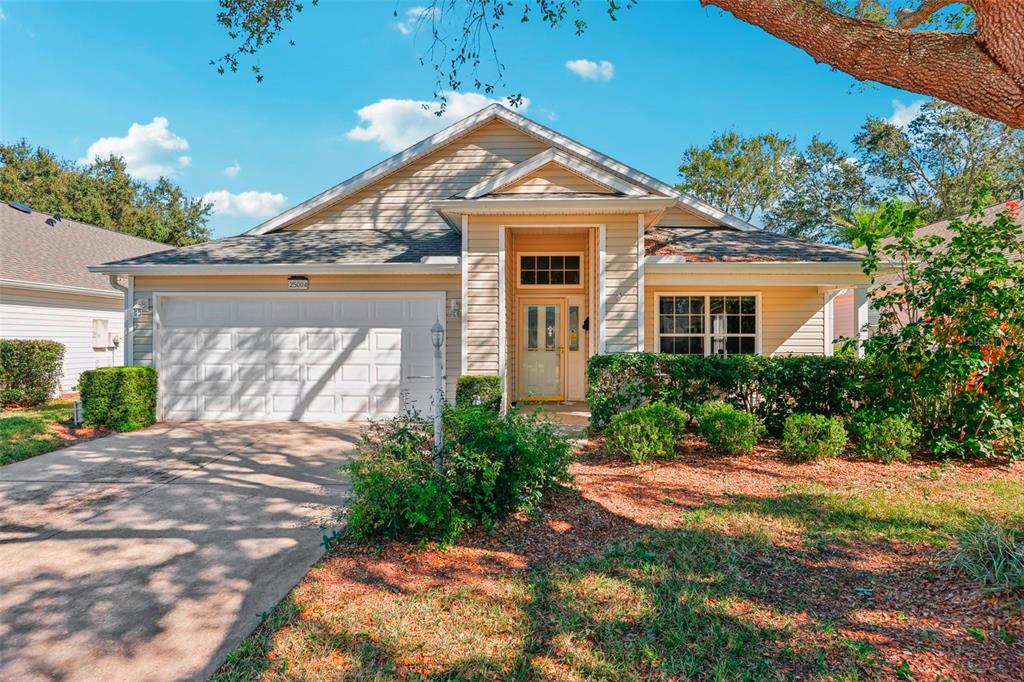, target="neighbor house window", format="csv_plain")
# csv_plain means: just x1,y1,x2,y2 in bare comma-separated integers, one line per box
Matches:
520,254,581,286
658,295,757,355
